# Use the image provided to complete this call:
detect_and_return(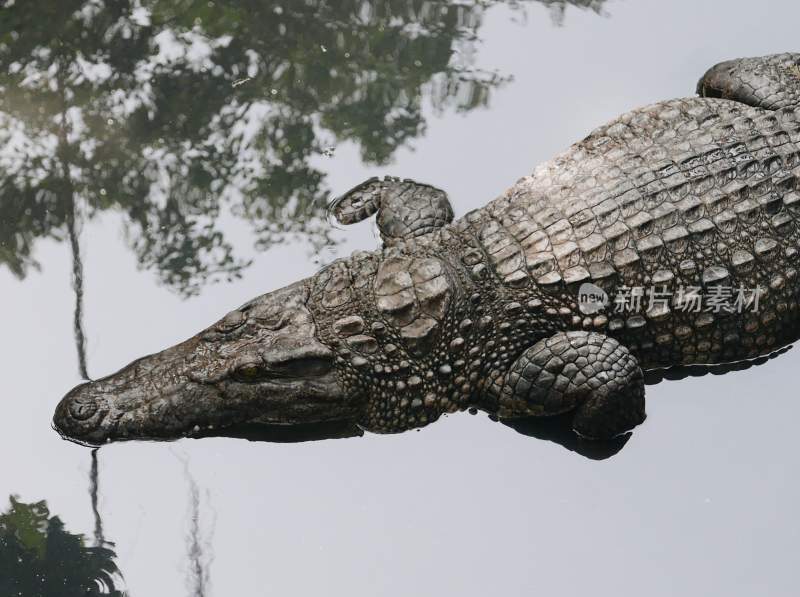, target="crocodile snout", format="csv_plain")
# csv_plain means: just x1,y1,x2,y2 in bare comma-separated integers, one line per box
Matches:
53,382,110,446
